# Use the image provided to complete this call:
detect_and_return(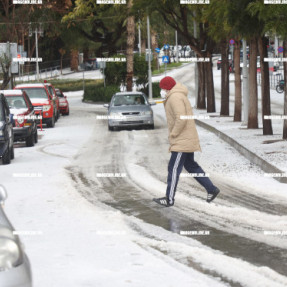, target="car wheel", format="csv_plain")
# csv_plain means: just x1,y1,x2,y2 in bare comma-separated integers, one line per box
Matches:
47,116,55,128
34,129,38,144
66,108,69,116
10,144,15,160
2,144,11,164
26,132,35,147
108,125,113,131
149,124,155,130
